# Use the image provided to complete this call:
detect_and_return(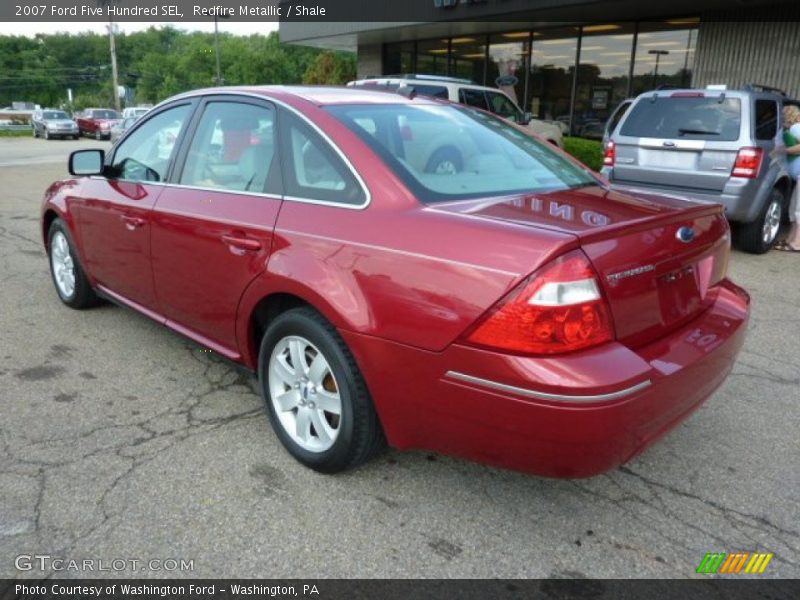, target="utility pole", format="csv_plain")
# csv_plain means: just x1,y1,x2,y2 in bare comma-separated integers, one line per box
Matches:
649,49,669,90
213,13,225,86
108,20,120,111
99,0,121,111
